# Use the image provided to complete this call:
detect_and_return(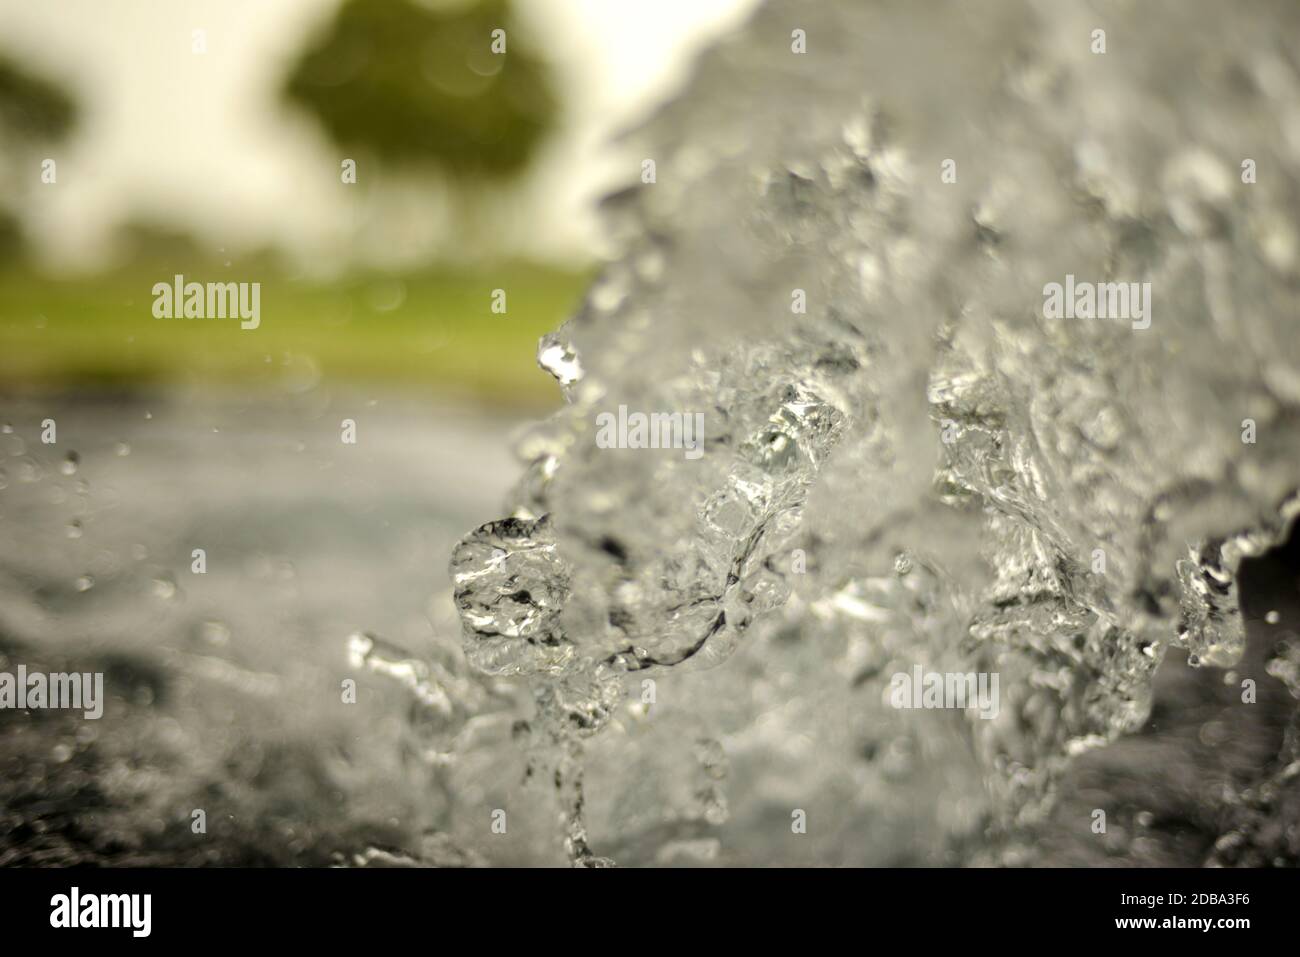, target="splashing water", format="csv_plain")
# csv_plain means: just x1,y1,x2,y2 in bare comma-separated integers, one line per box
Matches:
447,0,1300,865
5,0,1296,869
